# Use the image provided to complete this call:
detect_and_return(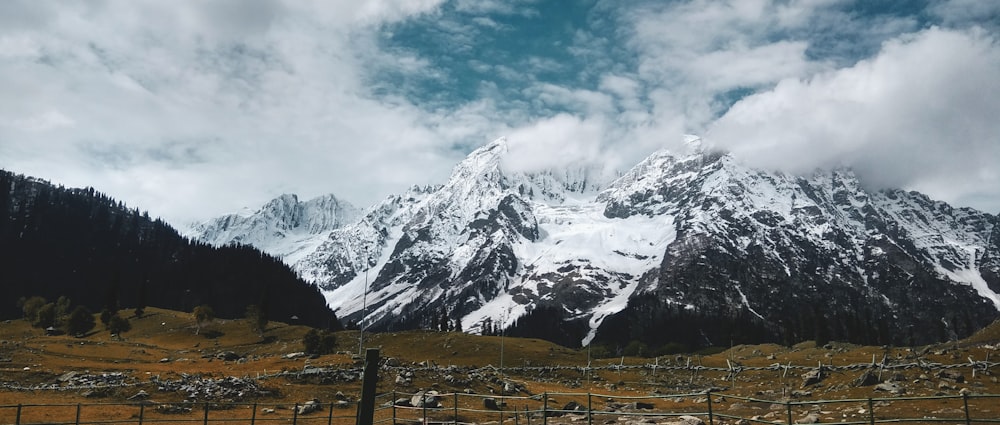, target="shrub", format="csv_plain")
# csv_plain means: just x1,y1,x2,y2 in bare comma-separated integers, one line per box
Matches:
65,306,96,336
303,329,337,354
